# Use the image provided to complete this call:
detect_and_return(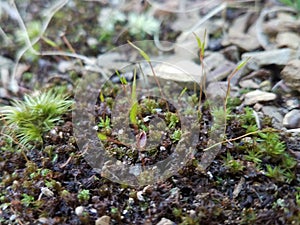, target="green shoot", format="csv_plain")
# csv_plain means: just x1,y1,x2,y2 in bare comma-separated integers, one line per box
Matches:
223,57,250,133
171,129,182,142
225,58,250,112
179,87,188,99
129,68,138,126
99,92,105,102
98,116,111,129
41,36,59,48
193,31,207,111
127,40,150,62
115,70,128,85
127,41,165,105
